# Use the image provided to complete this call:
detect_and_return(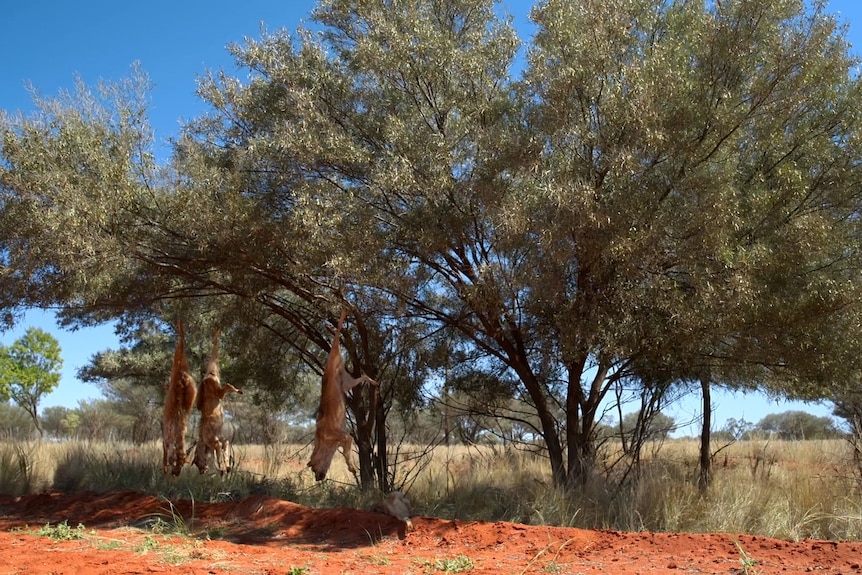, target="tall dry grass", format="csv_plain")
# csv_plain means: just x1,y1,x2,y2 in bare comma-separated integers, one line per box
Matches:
0,438,860,540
